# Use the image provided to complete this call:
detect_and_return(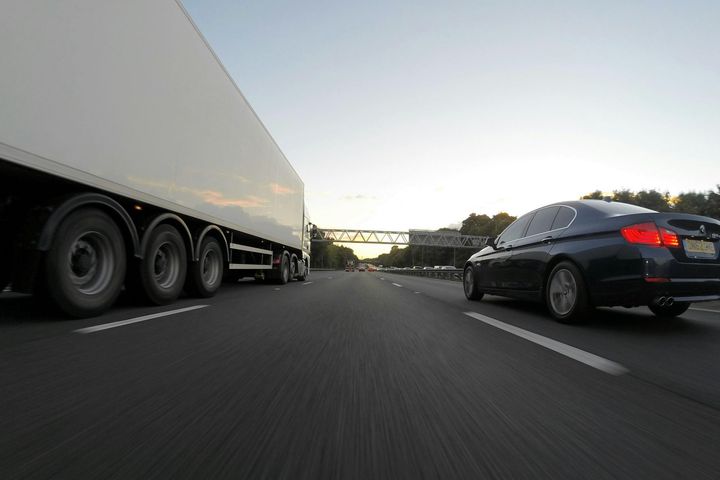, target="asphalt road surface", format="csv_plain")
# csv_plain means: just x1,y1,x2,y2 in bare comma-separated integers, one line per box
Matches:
1,272,719,479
